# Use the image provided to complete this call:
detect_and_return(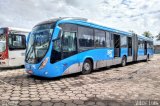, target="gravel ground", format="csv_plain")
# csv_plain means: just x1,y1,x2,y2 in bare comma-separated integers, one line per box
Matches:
0,55,160,106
